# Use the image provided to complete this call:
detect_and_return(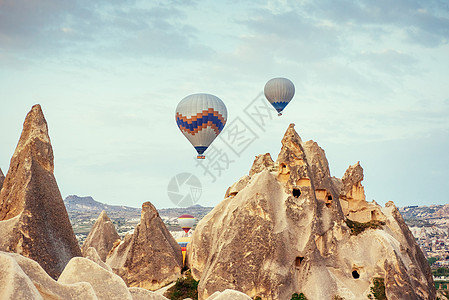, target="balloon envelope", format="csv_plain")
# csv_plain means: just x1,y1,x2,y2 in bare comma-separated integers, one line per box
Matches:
176,94,227,158
264,78,295,115
178,214,195,234
176,236,191,265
